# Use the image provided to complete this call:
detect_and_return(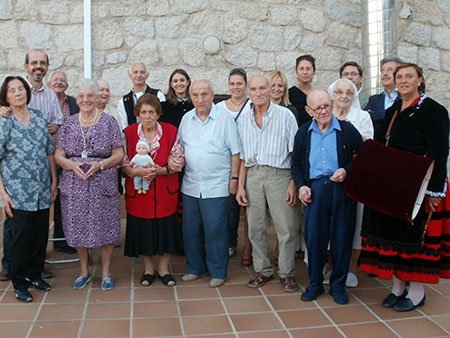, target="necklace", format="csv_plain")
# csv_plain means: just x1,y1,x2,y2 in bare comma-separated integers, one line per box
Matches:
229,97,246,110
79,110,99,159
